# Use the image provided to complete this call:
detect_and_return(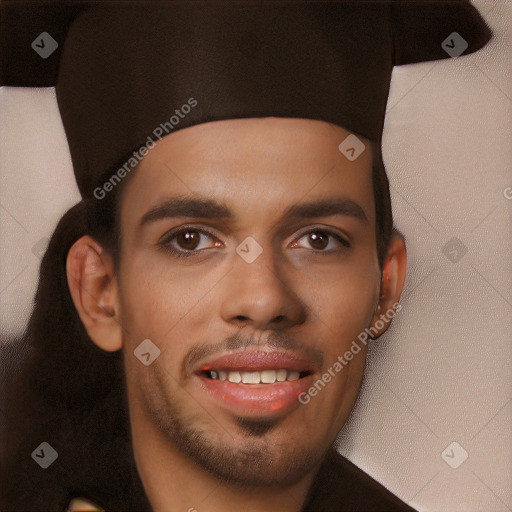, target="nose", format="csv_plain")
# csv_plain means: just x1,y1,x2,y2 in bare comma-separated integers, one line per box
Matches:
219,246,306,331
